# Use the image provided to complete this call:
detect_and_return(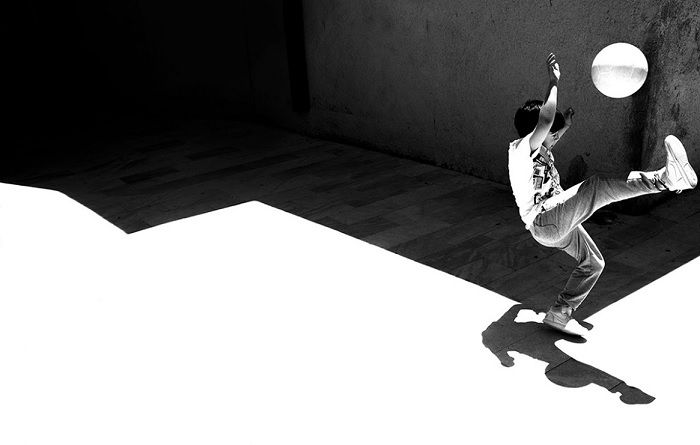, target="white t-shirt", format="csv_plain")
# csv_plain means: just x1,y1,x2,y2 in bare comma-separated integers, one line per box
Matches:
508,132,563,229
